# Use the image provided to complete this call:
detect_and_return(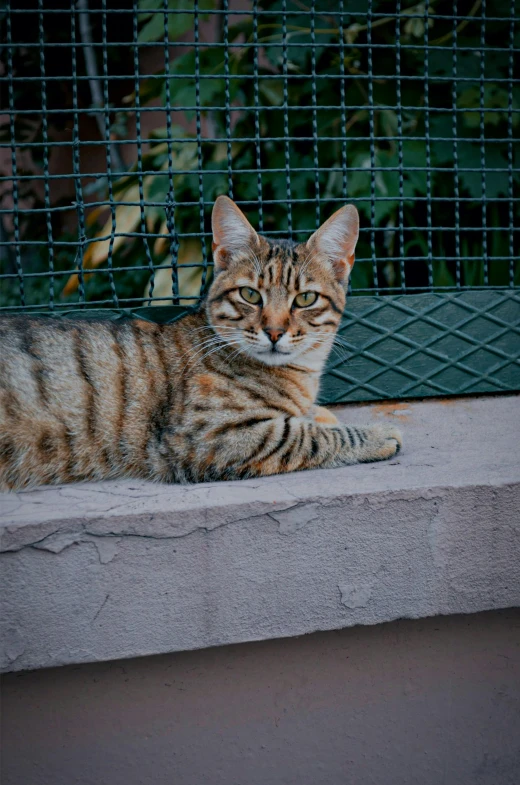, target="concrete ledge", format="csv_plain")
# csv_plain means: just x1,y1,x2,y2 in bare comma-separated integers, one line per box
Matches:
1,395,519,673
